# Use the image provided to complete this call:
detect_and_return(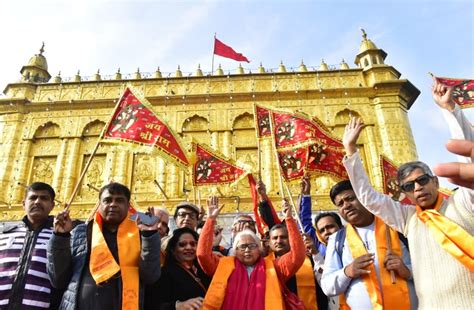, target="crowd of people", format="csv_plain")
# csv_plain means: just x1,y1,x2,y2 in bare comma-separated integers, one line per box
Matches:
0,81,471,310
